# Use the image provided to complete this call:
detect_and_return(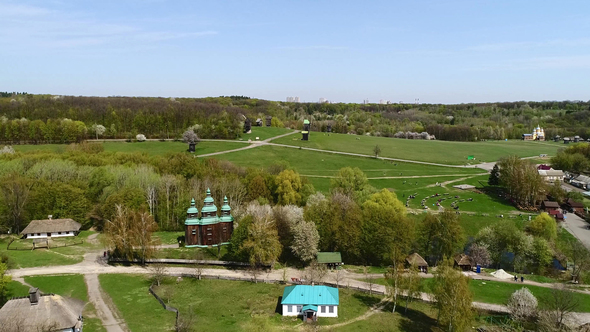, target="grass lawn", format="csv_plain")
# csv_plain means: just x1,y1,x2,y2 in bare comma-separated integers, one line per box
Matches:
239,127,296,141
12,141,246,156
4,280,30,300
215,145,482,177
152,277,384,331
271,132,561,165
24,274,106,332
155,245,228,260
99,274,176,332
153,231,184,245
